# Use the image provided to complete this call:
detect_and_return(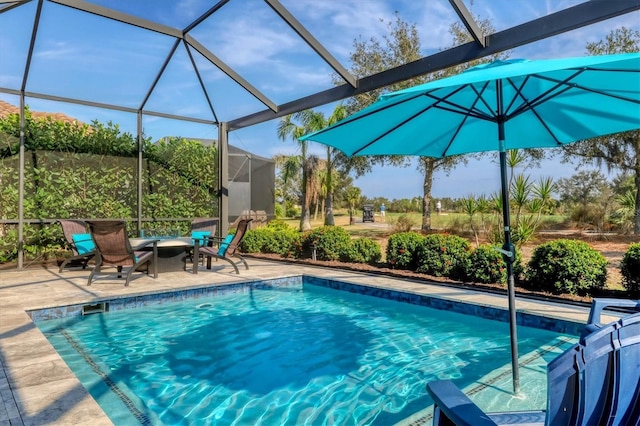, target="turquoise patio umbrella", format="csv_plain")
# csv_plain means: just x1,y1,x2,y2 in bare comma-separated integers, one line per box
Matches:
301,52,640,393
